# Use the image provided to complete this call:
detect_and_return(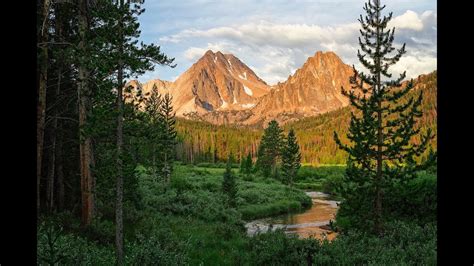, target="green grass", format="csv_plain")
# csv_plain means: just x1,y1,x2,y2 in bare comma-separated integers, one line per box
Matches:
294,181,324,191
293,165,346,197
38,162,436,265
172,164,312,221
129,163,313,264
